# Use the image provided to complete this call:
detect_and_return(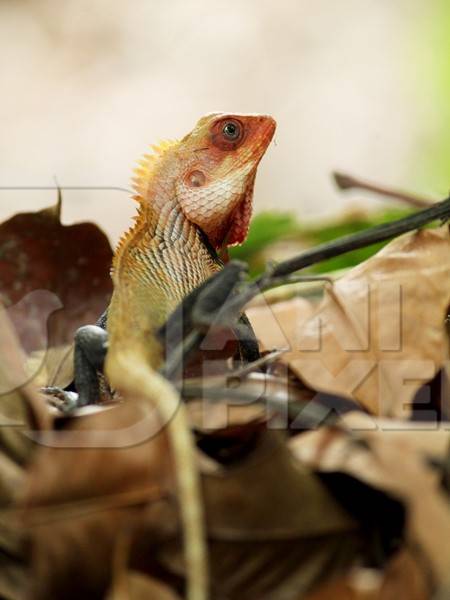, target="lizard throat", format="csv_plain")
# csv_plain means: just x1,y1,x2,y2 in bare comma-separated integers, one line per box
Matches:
206,177,255,250
224,190,253,247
